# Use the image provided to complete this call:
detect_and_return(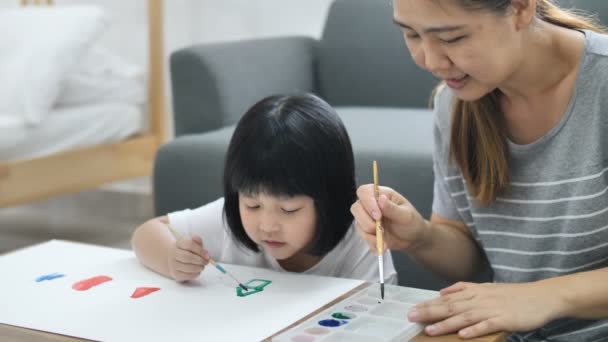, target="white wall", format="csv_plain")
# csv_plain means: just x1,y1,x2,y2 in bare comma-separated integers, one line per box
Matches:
1,0,334,114
189,0,333,43
1,0,333,61
70,0,334,67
